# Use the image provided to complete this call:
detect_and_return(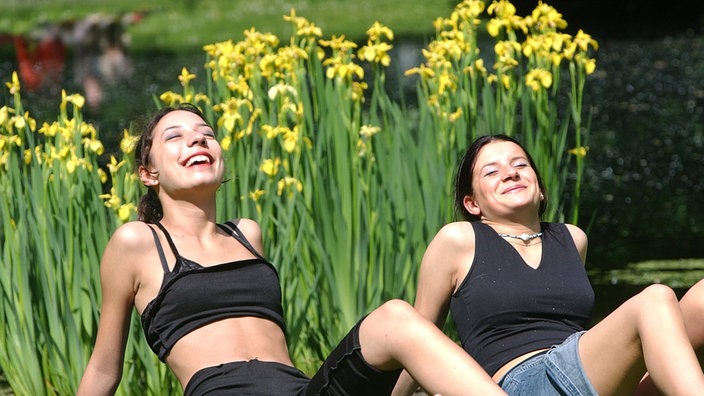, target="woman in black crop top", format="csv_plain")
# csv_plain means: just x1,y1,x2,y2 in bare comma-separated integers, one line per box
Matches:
76,104,505,396
393,134,704,395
